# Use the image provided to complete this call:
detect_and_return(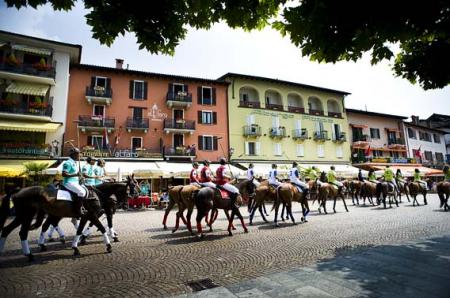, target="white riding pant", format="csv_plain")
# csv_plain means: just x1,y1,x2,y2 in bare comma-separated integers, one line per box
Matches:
252,179,261,187
290,178,308,189
386,179,398,190
269,179,281,187
330,181,343,188
190,182,201,187
64,182,87,198
201,182,216,188
221,183,240,194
